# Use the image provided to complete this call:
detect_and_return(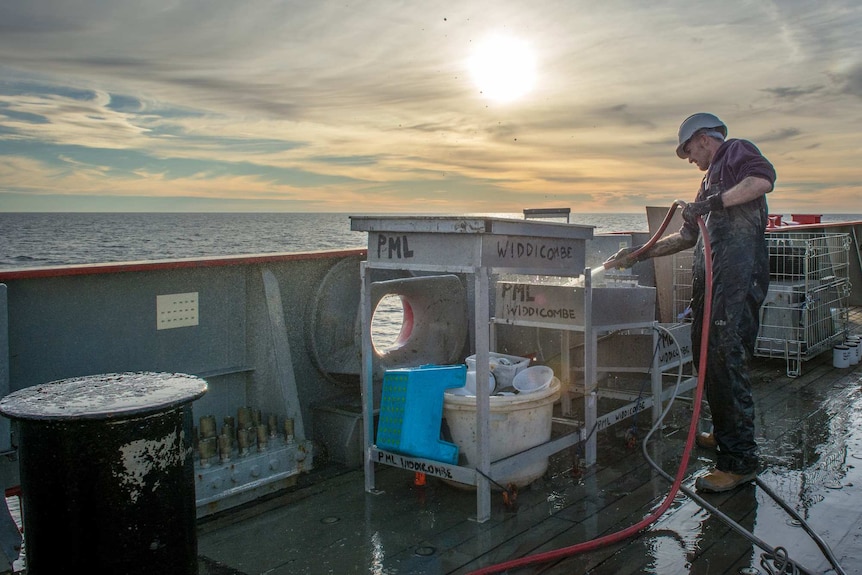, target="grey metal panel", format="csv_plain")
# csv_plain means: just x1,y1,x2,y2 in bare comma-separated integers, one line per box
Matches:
352,216,590,276
480,234,585,273
494,282,656,328
365,231,482,268
4,267,248,389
